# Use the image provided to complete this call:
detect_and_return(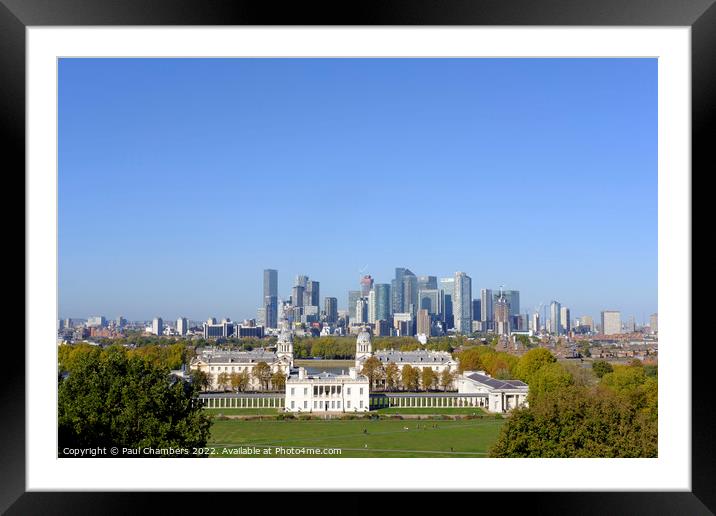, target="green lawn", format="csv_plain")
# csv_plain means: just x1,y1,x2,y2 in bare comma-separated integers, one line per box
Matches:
204,408,279,416
207,418,505,457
